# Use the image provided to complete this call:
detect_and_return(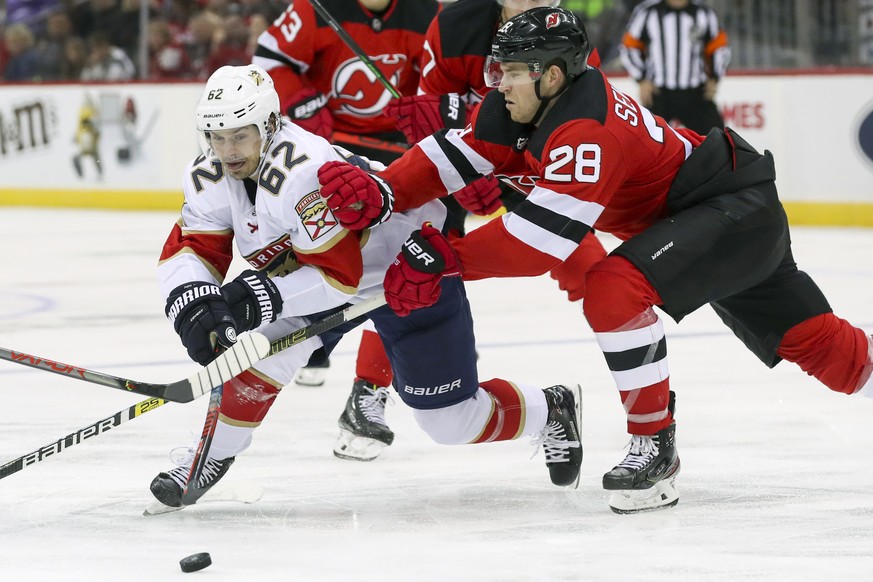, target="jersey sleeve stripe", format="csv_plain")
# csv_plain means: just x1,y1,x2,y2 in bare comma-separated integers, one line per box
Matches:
503,202,591,261
527,185,605,228
253,40,308,74
419,130,495,193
